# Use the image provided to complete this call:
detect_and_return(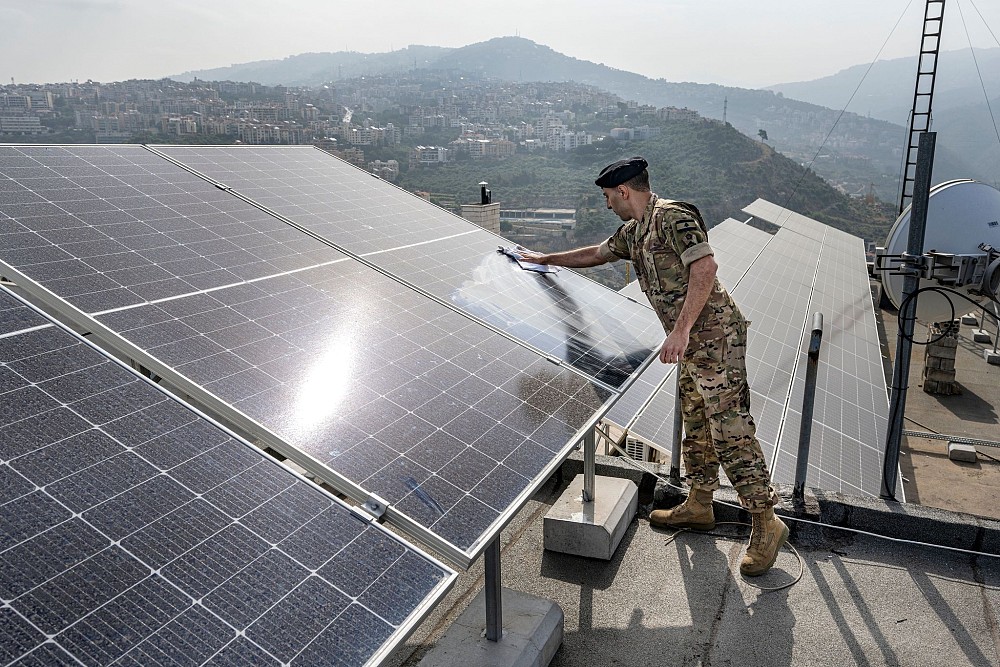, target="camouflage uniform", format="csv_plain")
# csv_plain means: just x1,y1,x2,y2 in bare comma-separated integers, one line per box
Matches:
600,194,777,511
